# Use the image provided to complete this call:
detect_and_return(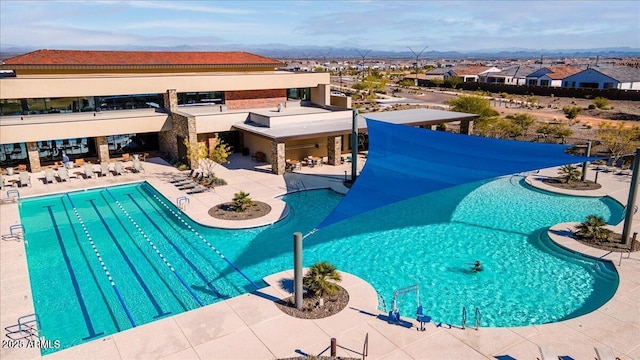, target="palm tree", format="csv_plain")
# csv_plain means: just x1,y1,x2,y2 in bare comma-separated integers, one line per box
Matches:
303,261,342,307
575,215,612,242
231,191,254,212
558,164,581,184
